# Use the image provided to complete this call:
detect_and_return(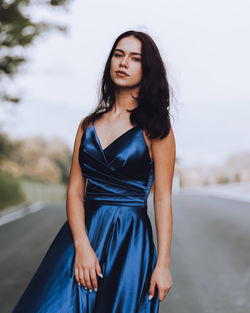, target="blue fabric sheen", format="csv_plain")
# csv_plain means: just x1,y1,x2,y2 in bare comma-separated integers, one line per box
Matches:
12,123,159,313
